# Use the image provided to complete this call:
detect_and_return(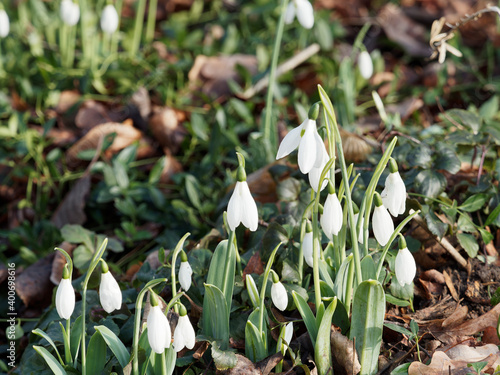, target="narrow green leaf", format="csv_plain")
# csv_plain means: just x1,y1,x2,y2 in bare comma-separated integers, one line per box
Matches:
333,255,353,306
384,322,413,337
485,204,500,226
33,346,67,375
315,298,337,375
86,331,107,375
385,293,410,307
360,255,376,281
292,291,318,347
31,329,63,365
94,325,130,368
203,284,230,349
459,194,489,212
350,280,385,375
245,320,267,362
